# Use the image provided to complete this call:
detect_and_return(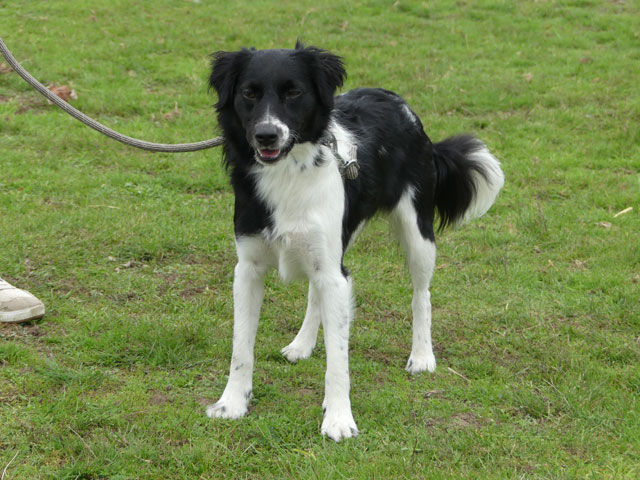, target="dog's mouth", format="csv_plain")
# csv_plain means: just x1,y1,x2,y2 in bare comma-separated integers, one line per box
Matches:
255,142,295,164
257,148,282,163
